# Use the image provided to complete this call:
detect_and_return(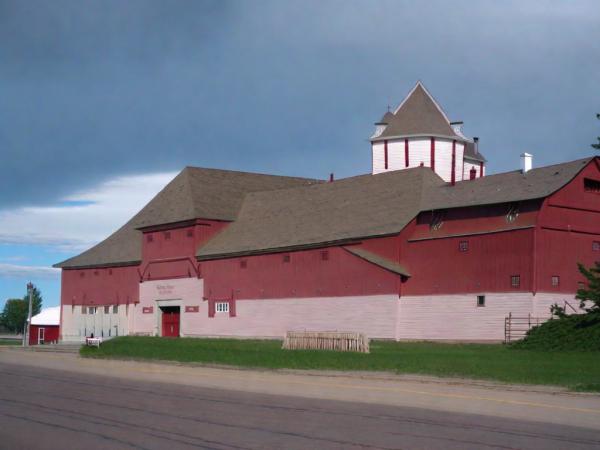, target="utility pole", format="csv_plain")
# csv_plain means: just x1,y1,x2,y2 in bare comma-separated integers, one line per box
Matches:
24,282,33,347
